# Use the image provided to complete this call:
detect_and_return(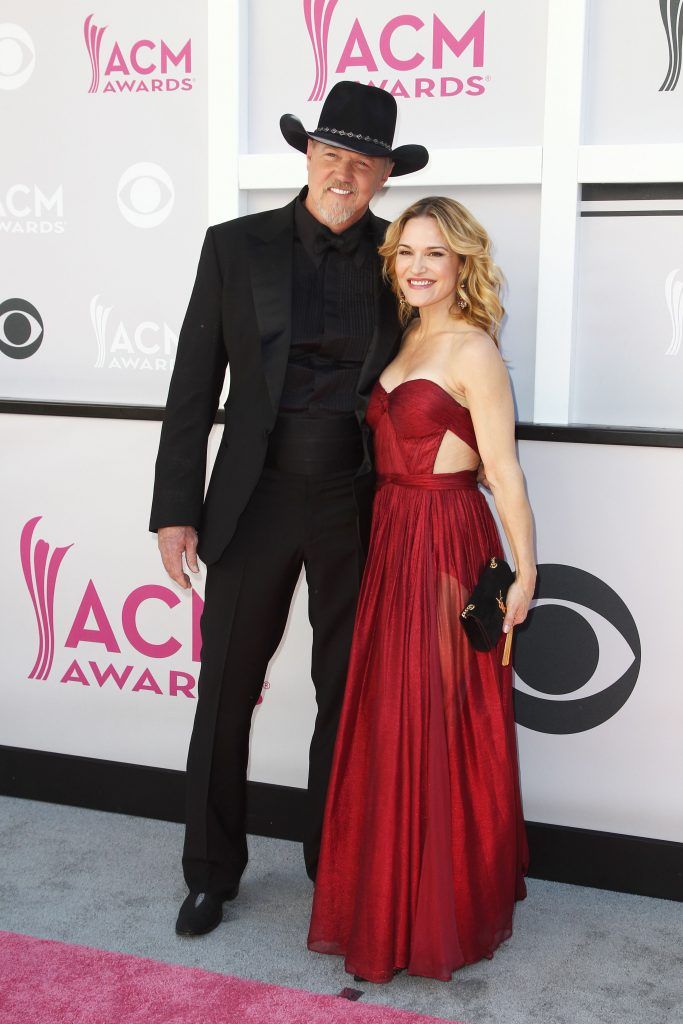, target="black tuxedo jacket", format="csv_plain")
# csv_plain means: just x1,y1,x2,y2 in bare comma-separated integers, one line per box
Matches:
149,197,401,565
